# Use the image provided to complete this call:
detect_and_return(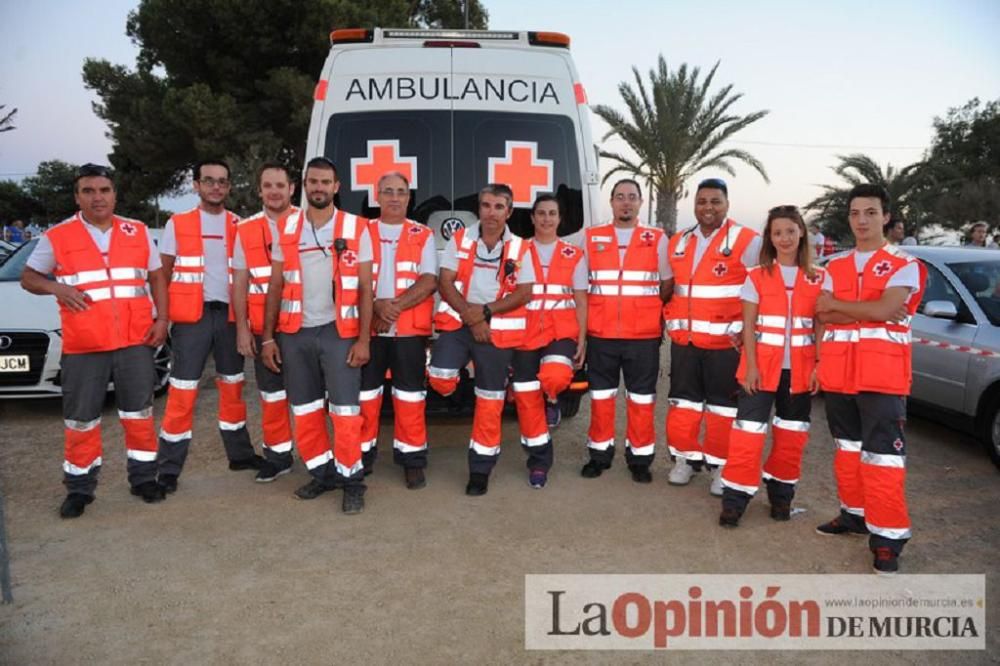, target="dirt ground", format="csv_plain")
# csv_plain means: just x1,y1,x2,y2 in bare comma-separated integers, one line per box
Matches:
0,345,997,665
